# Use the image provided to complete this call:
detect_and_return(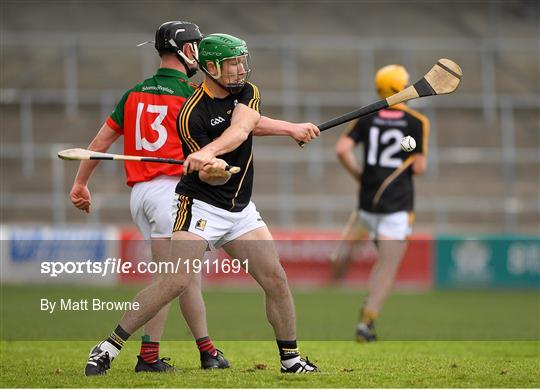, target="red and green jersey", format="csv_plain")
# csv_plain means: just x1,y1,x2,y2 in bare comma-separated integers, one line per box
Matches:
106,68,195,186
